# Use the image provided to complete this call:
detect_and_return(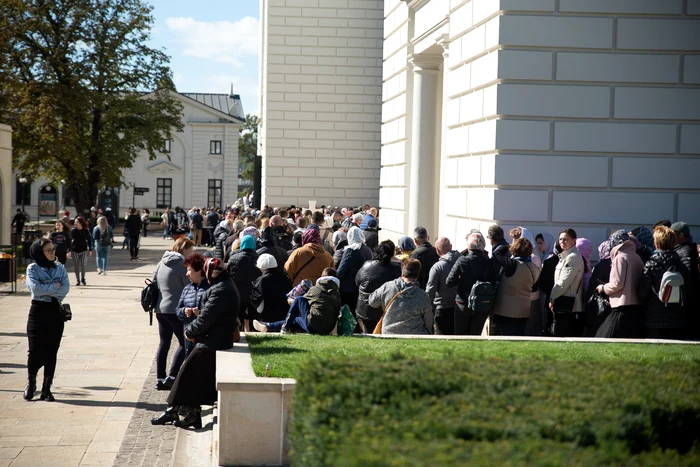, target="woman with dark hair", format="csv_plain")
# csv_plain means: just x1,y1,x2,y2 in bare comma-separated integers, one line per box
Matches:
70,217,92,286
152,258,239,429
355,240,402,333
227,235,261,332
24,239,70,401
491,238,541,336
550,228,585,337
175,253,210,358
50,221,71,265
